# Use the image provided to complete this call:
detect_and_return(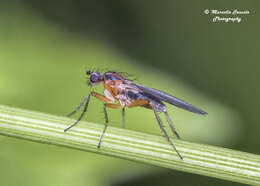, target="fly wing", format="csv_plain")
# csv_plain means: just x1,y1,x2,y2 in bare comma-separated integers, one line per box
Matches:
133,83,207,115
